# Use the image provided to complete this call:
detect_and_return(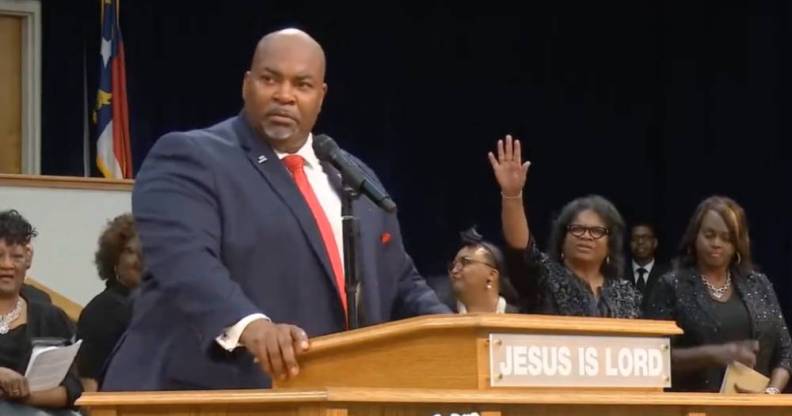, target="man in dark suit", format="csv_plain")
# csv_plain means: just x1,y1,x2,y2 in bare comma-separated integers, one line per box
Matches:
101,28,450,391
625,223,667,310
